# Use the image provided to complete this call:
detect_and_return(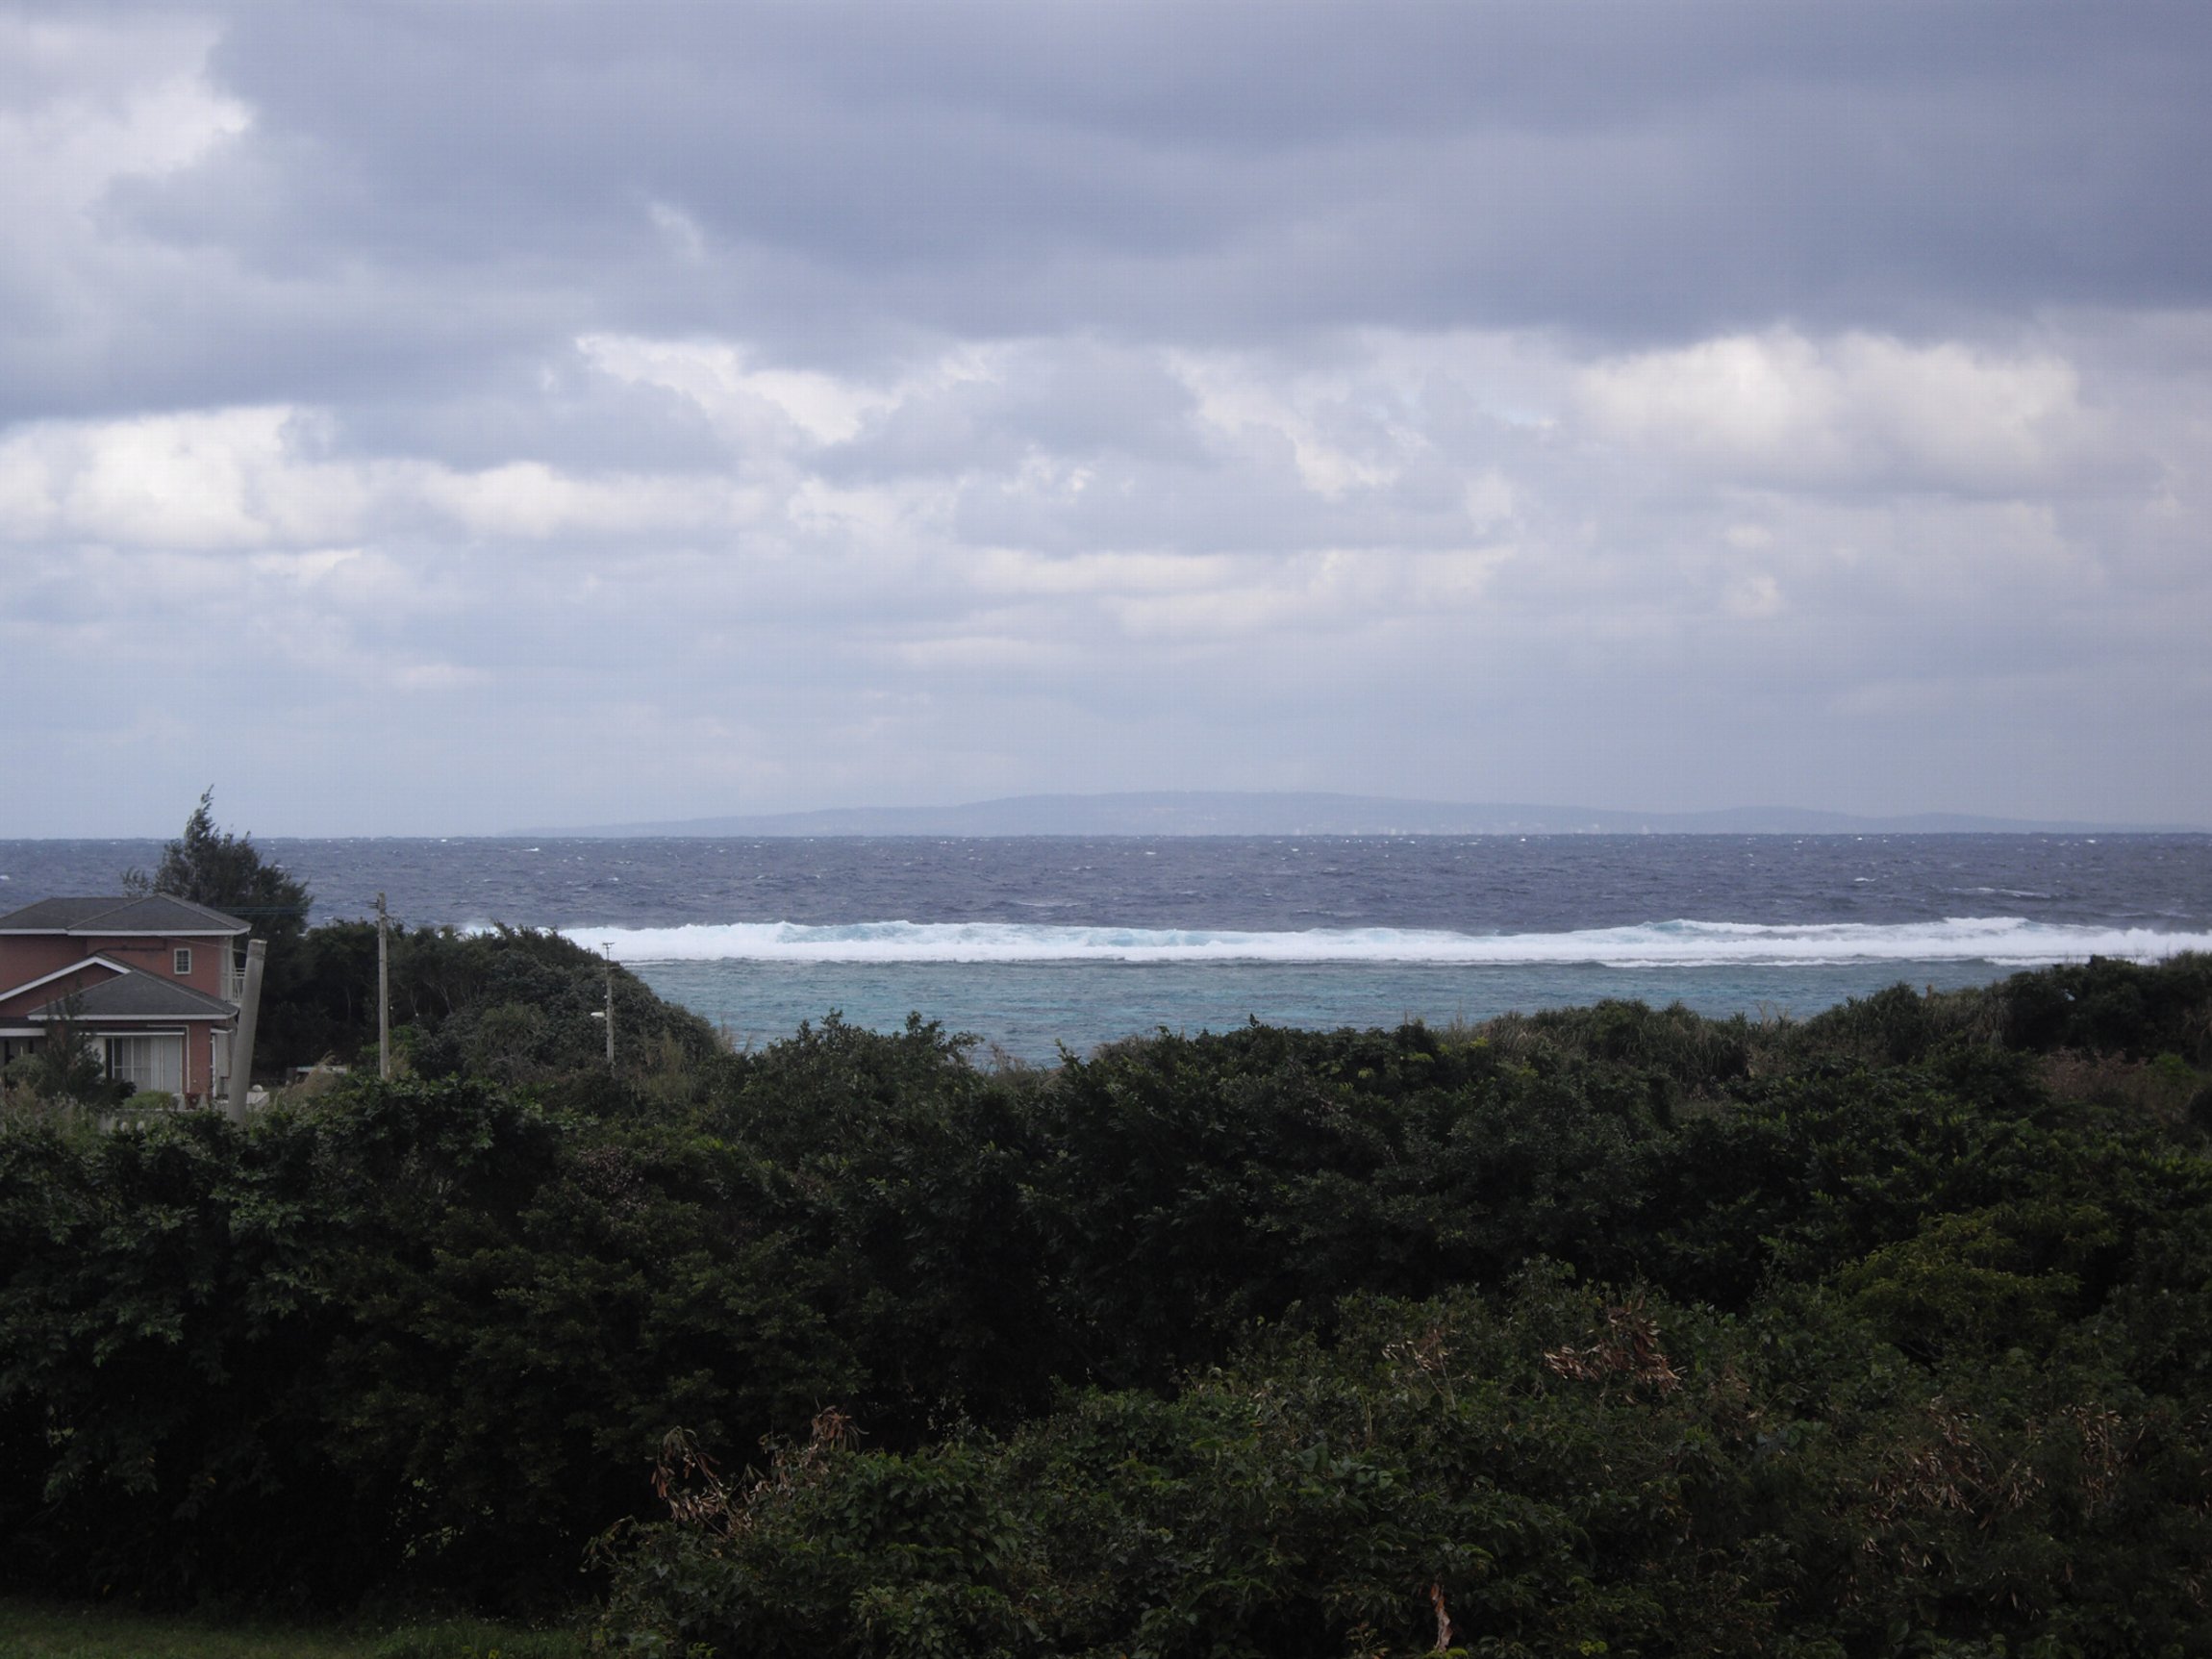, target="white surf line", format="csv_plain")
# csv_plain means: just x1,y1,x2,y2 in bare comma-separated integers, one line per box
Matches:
557,917,2212,968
